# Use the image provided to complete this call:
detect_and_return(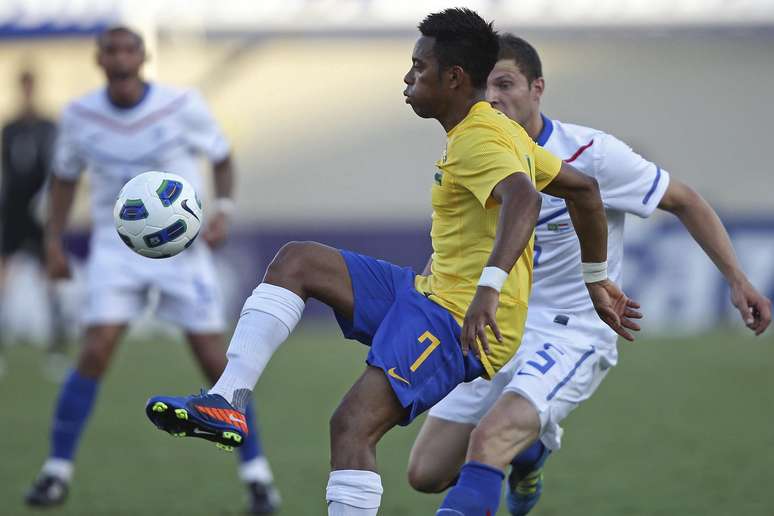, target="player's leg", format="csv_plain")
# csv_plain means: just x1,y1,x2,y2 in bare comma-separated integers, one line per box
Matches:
407,416,473,492
186,331,280,515
438,392,540,515
407,359,516,494
210,241,352,404
146,241,348,444
327,365,407,516
26,323,126,507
